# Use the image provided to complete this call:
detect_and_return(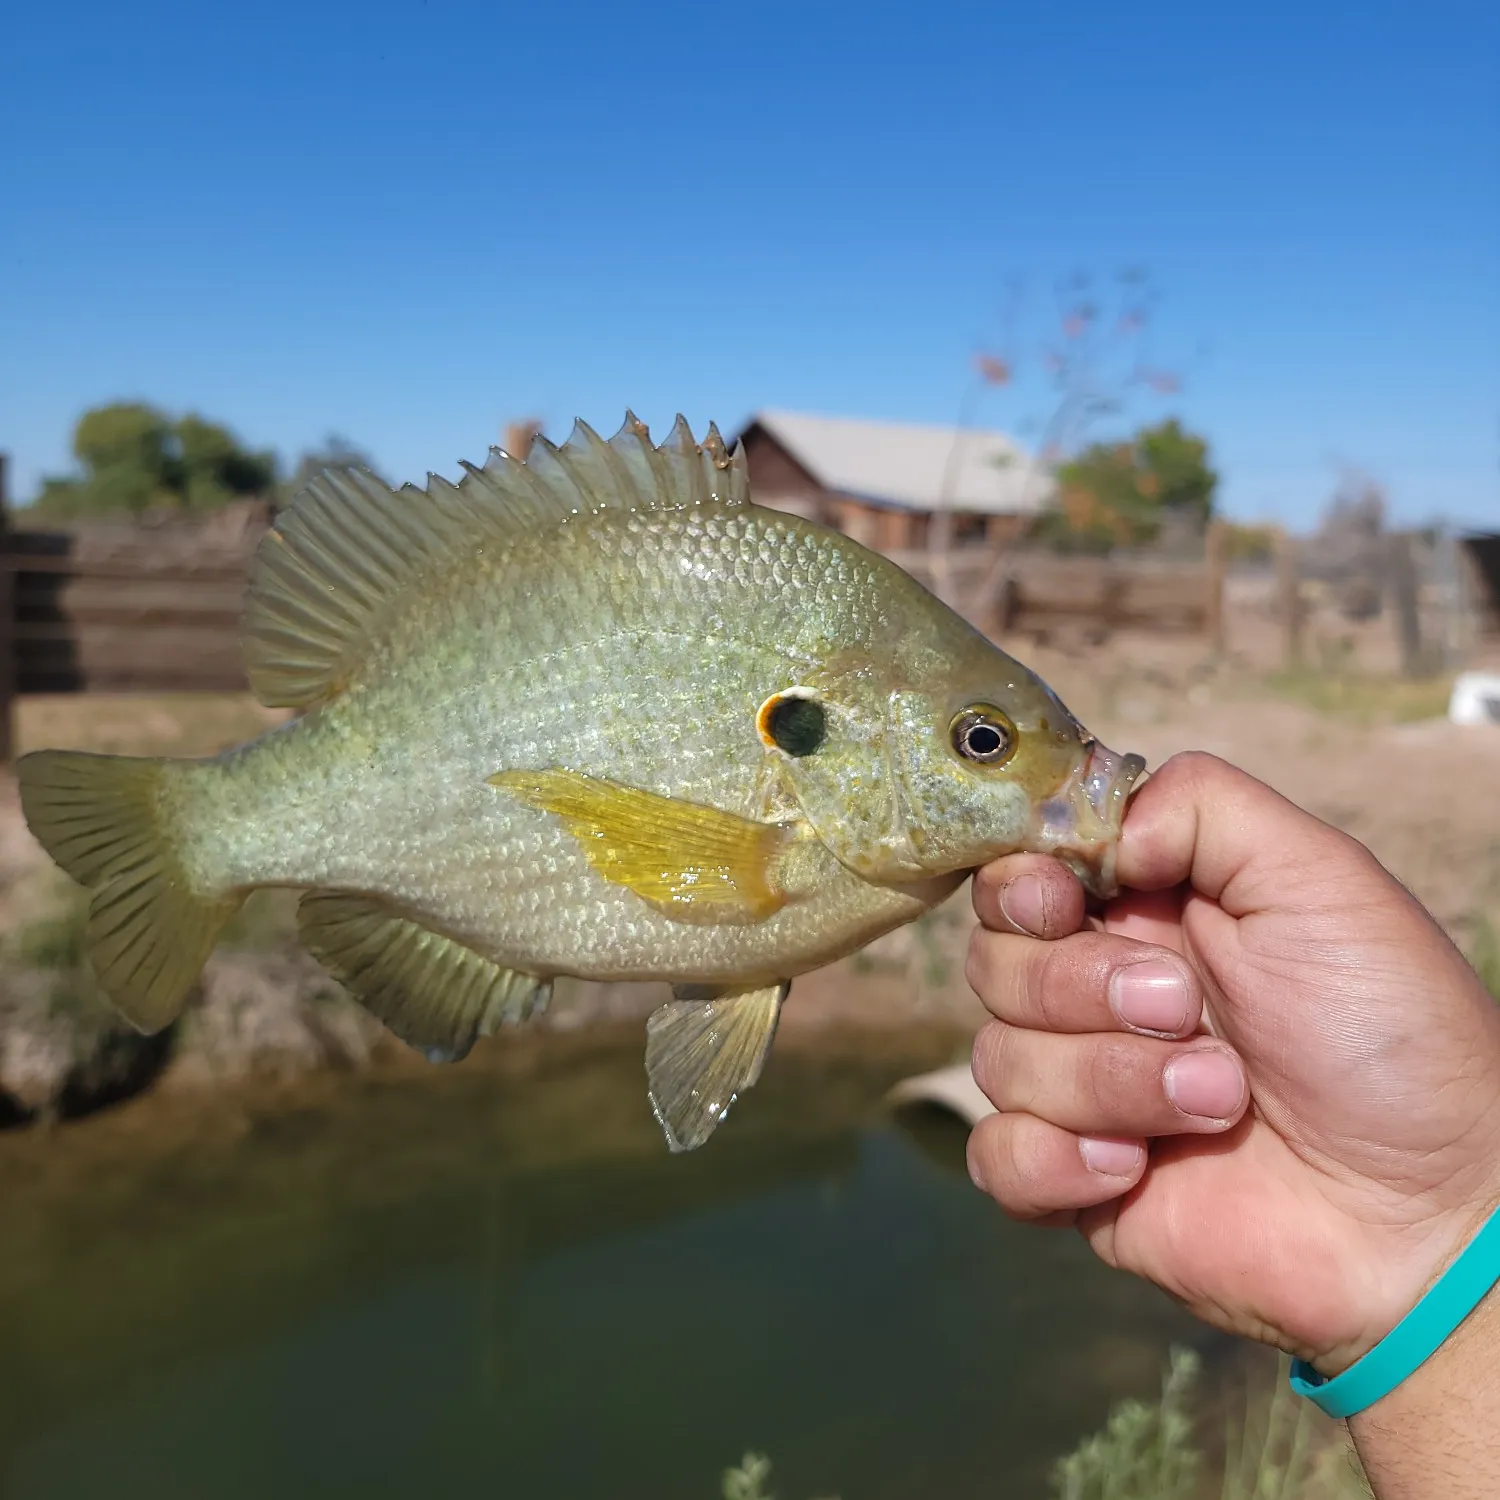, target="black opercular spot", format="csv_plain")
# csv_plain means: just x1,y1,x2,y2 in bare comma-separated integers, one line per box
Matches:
767,695,826,757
